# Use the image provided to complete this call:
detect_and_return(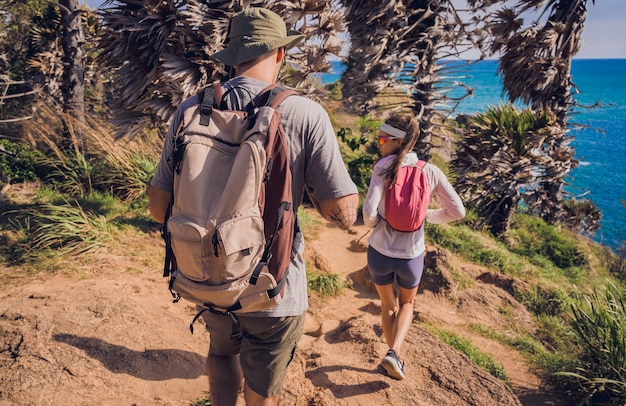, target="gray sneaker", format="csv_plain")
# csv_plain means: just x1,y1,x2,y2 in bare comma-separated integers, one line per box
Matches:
381,349,405,380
